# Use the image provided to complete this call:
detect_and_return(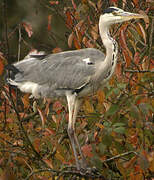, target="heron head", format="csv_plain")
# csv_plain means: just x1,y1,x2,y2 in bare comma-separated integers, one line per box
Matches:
100,7,145,26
